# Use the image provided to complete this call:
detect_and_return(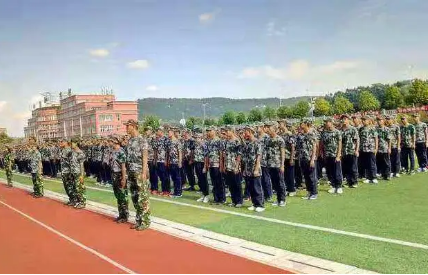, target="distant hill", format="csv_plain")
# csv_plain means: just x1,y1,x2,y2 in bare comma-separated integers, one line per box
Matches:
138,97,310,121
